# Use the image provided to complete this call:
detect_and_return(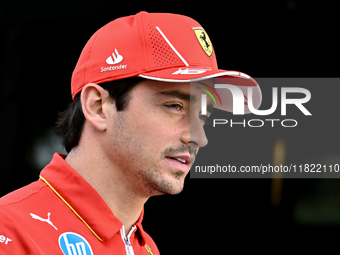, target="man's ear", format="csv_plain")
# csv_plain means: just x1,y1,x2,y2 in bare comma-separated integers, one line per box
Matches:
80,83,110,131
